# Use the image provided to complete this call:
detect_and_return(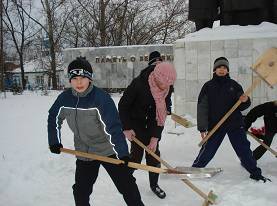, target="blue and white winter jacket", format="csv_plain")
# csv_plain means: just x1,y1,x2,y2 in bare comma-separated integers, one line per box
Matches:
48,84,129,160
